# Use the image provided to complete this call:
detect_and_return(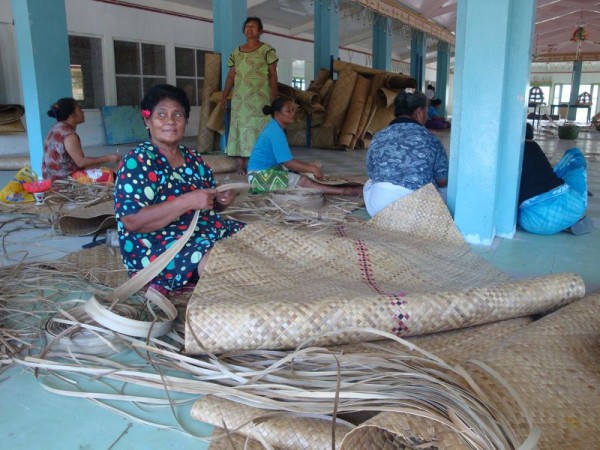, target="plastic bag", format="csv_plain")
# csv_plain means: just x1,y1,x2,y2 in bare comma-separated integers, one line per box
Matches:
0,166,37,203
